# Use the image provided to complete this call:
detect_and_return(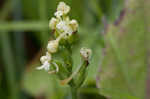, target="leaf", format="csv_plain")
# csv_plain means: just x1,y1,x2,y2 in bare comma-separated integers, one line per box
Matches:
23,64,69,99
98,0,150,99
